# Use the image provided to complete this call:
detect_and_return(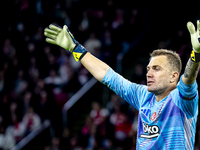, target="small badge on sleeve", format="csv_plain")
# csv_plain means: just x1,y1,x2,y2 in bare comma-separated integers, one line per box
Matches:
191,50,200,62
72,44,88,61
